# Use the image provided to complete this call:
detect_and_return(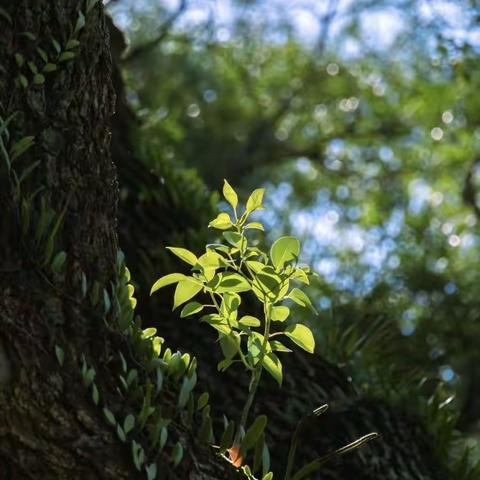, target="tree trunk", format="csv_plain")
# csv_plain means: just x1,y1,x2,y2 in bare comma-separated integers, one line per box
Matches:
0,2,239,479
